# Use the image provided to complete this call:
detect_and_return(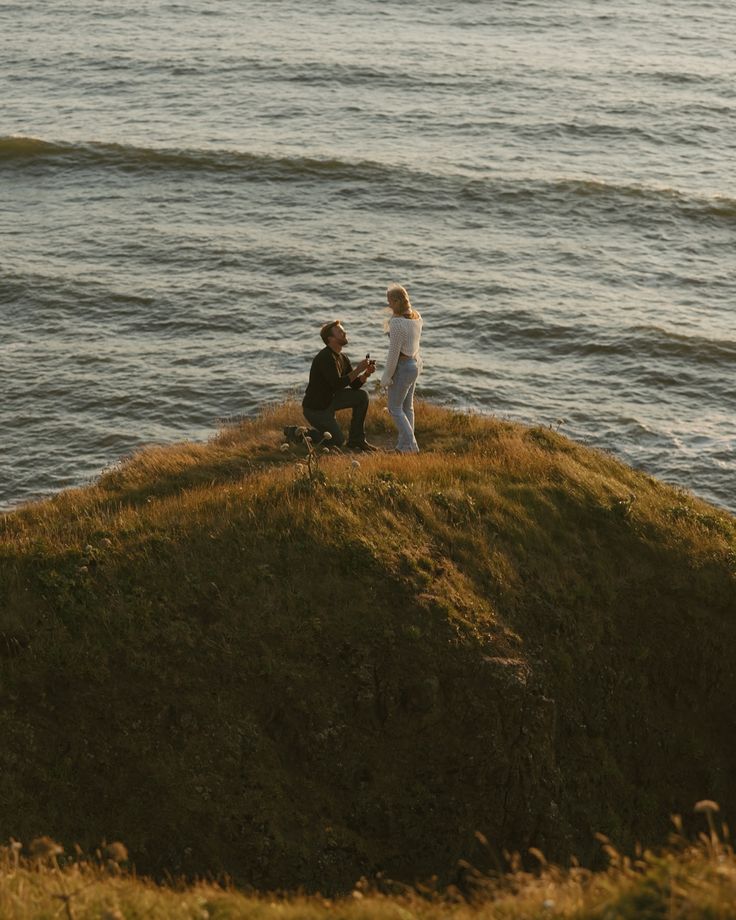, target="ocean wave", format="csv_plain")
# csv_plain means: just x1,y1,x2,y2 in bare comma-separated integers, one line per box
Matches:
517,121,661,143
471,311,736,372
251,58,482,90
540,178,736,222
630,69,721,86
15,51,486,90
627,325,736,368
0,269,157,324
0,135,400,182
4,136,736,226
